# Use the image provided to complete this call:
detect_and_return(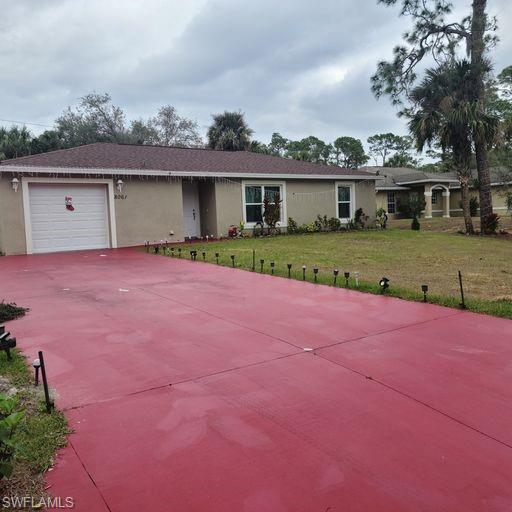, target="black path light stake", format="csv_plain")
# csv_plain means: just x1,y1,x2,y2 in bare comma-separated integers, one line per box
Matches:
189,250,194,260
178,248,182,258
270,261,275,275
379,277,390,293
313,267,319,283
252,250,256,272
344,272,350,287
287,263,292,278
215,252,220,264
32,358,40,386
458,270,466,309
170,247,175,257
260,259,265,273
231,254,236,268
421,284,429,303
333,269,339,285
302,265,307,281
38,351,54,413
202,251,206,261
